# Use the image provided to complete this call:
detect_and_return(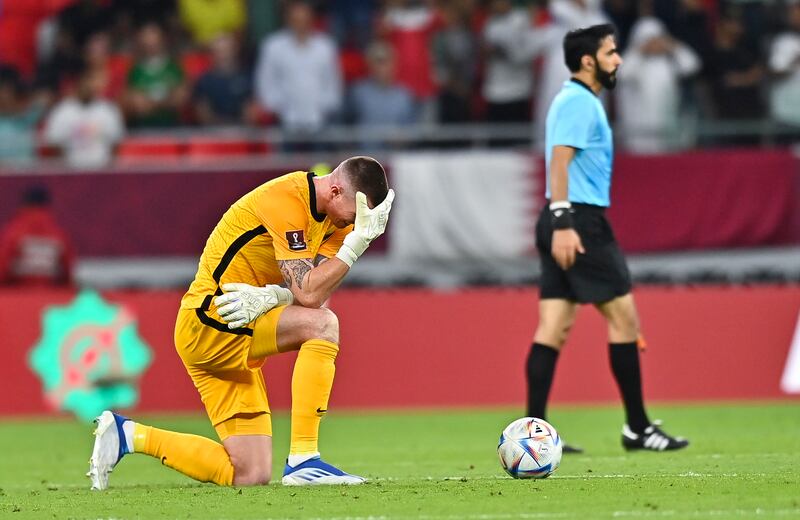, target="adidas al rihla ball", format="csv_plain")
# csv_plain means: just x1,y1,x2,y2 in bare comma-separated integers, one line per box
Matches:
497,417,562,479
